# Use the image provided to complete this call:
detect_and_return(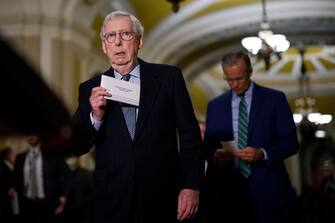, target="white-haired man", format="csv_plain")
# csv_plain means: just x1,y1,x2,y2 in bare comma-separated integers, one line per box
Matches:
73,11,204,223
